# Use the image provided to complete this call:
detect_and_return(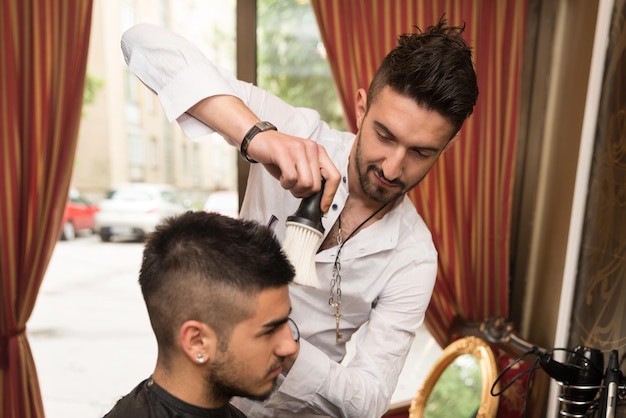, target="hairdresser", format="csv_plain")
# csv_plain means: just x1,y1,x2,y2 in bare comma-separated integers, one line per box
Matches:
121,18,478,418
